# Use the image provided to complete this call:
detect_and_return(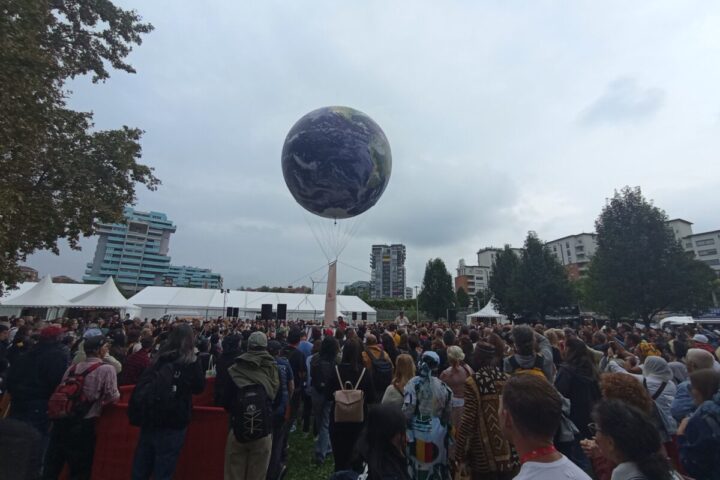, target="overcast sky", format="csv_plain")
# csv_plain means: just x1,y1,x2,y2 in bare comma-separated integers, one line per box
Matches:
26,1,720,292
